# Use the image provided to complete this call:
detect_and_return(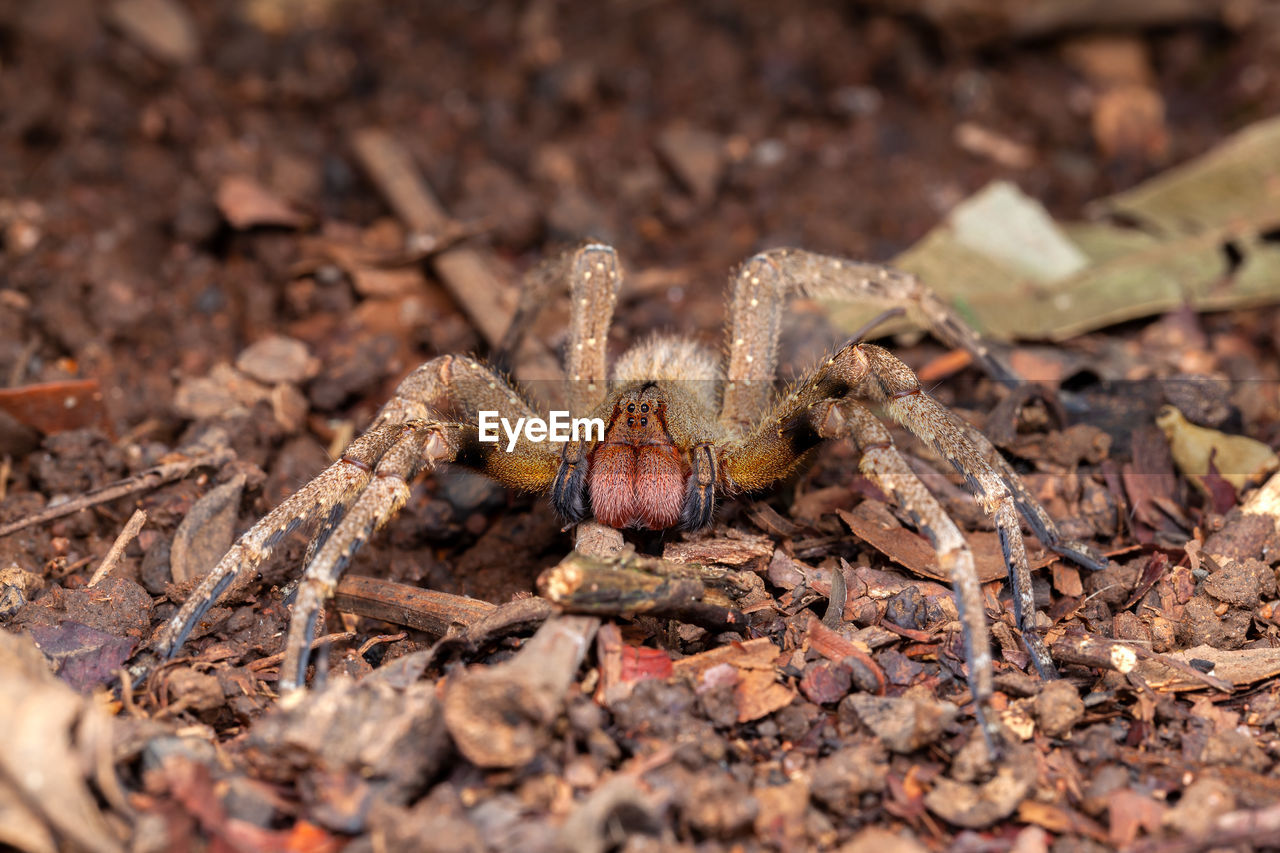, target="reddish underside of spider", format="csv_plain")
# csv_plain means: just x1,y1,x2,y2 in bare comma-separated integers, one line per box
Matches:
588,395,685,529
